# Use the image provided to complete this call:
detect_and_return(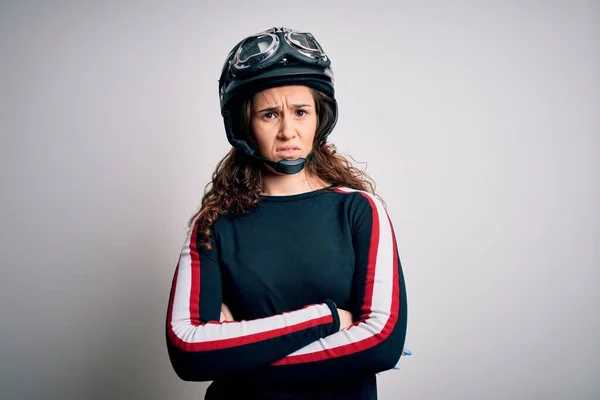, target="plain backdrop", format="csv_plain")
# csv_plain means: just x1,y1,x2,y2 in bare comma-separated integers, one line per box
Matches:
1,1,598,399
